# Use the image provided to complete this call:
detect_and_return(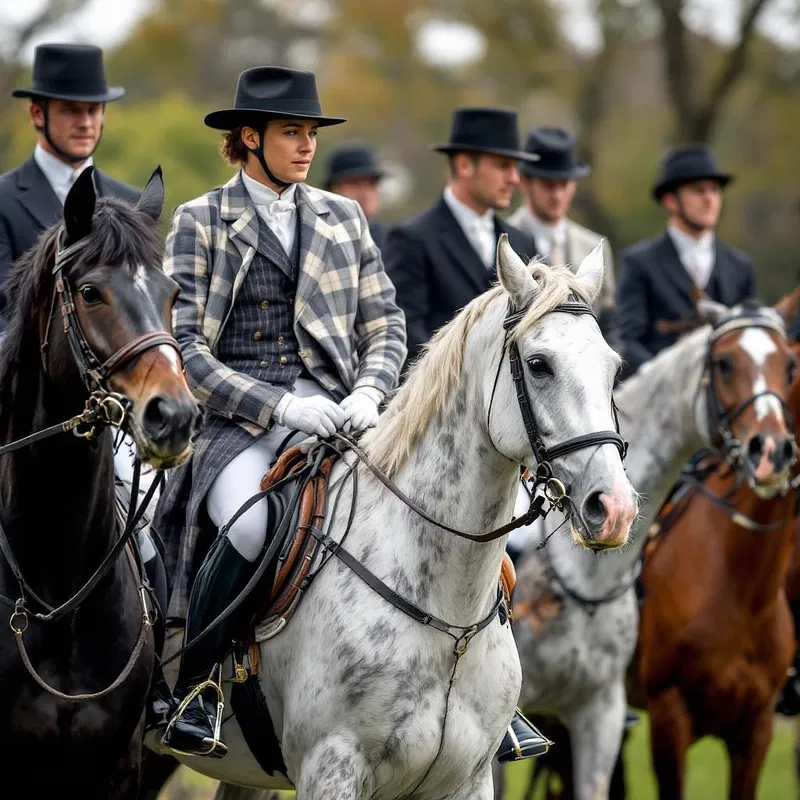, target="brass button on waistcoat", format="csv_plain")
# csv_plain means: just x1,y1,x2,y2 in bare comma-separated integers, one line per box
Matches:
252,331,262,341
278,335,285,346
279,355,288,367
260,360,270,368
260,300,270,310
